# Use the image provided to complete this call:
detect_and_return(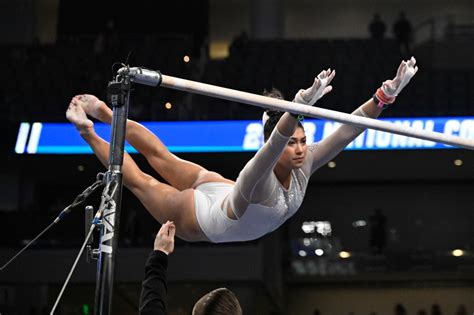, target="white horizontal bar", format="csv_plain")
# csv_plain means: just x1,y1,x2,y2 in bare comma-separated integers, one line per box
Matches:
160,75,474,150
